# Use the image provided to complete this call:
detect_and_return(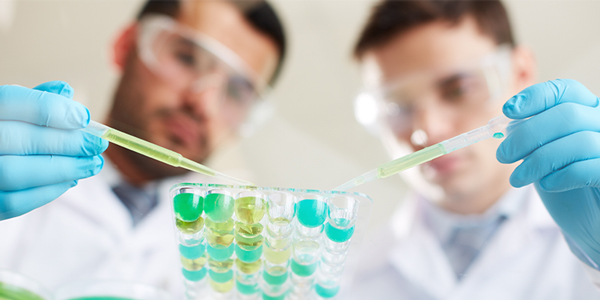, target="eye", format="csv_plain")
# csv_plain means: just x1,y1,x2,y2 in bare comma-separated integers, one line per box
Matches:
227,76,255,105
438,74,477,102
176,52,195,67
